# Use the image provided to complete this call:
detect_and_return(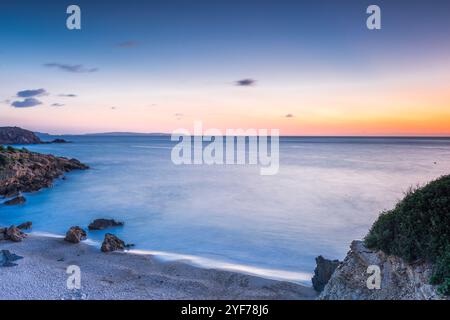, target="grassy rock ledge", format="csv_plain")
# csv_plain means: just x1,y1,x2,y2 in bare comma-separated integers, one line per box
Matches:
0,145,88,198
320,175,450,299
